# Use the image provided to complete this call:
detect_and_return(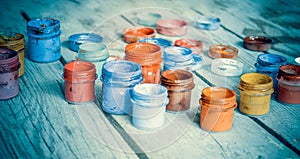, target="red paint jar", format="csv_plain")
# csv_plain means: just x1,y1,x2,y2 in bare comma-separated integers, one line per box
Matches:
277,64,300,104
161,69,195,112
63,60,96,103
123,26,156,43
125,43,162,84
199,87,237,132
0,47,20,100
